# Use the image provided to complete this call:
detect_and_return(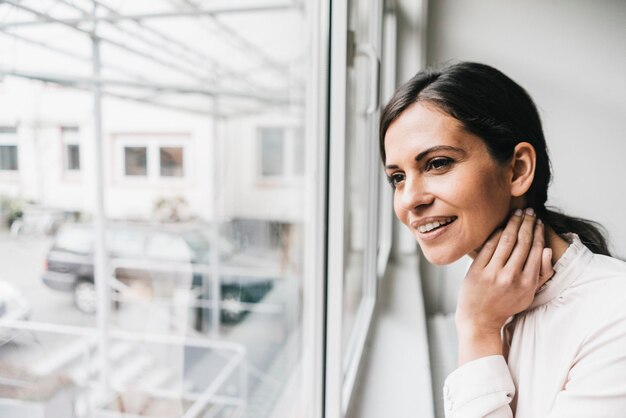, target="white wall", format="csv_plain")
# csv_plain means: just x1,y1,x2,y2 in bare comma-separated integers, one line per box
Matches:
353,2,626,418
426,0,626,258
